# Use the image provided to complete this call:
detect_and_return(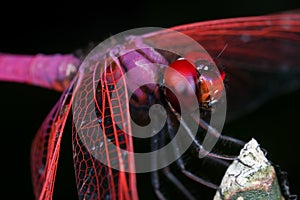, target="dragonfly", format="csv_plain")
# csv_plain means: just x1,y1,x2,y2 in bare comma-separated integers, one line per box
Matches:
0,10,299,200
